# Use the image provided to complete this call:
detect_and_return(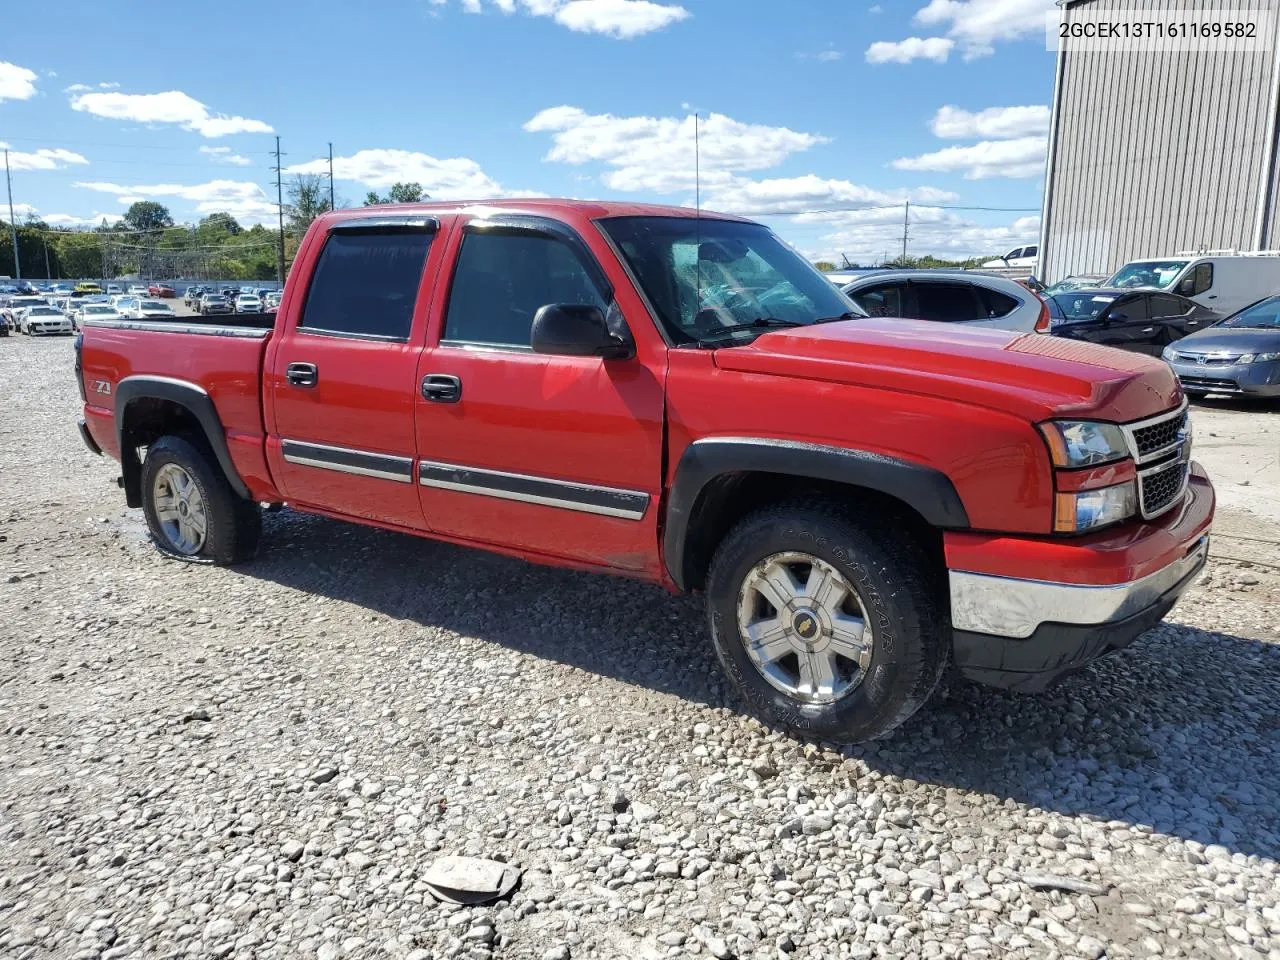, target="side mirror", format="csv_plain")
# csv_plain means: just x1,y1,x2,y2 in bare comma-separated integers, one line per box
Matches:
1107,311,1127,323
1177,278,1195,296
531,303,634,360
